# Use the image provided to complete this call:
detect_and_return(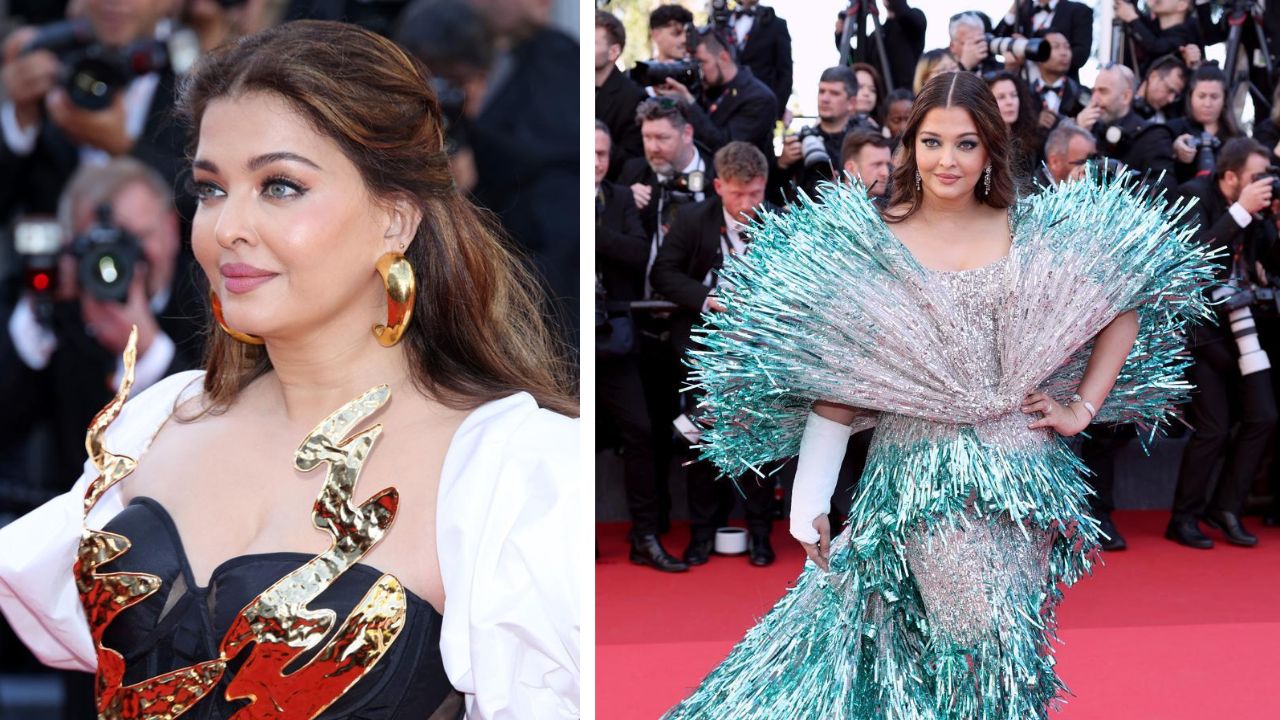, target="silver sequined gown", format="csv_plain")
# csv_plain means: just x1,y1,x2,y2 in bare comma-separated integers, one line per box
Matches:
666,176,1219,719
